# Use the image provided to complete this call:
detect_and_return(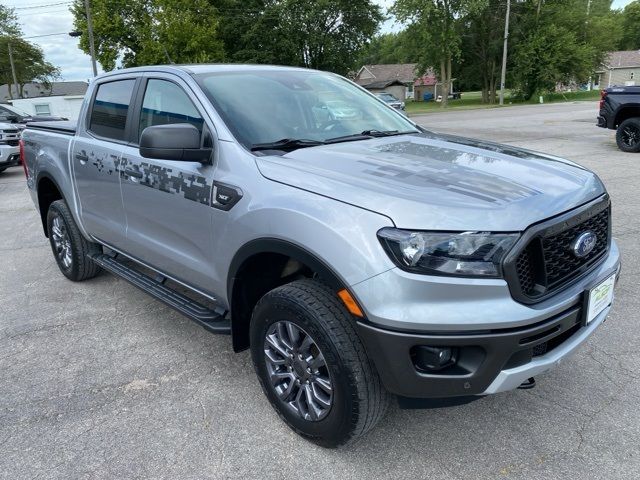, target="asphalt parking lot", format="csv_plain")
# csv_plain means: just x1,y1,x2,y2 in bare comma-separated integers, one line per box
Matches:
1,101,638,479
